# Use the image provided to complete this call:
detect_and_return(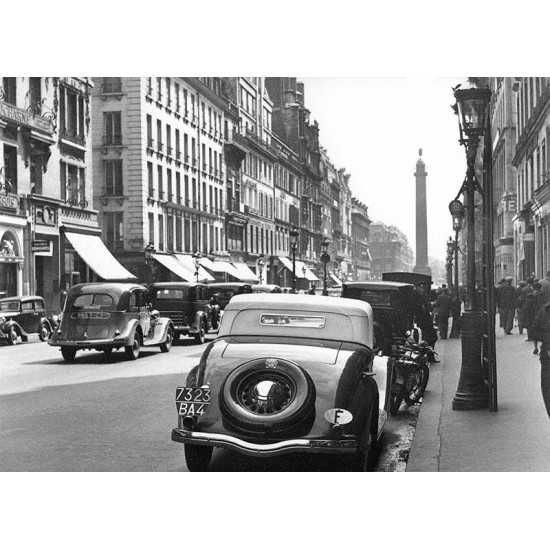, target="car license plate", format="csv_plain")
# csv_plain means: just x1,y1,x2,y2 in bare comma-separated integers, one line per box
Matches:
176,386,211,416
